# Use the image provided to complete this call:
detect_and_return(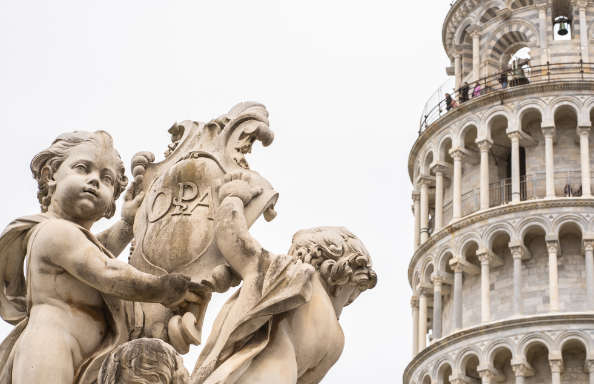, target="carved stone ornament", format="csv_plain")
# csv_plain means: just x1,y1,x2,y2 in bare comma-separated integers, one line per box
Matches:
0,102,377,384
